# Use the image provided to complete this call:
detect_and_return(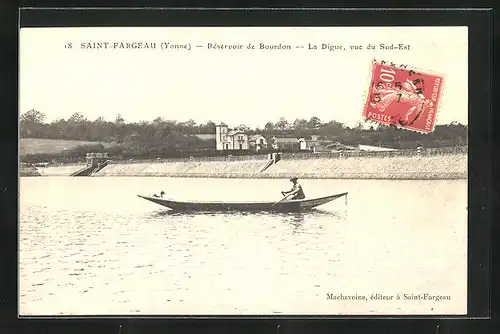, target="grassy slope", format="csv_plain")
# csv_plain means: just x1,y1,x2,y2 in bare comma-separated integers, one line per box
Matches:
20,138,115,155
